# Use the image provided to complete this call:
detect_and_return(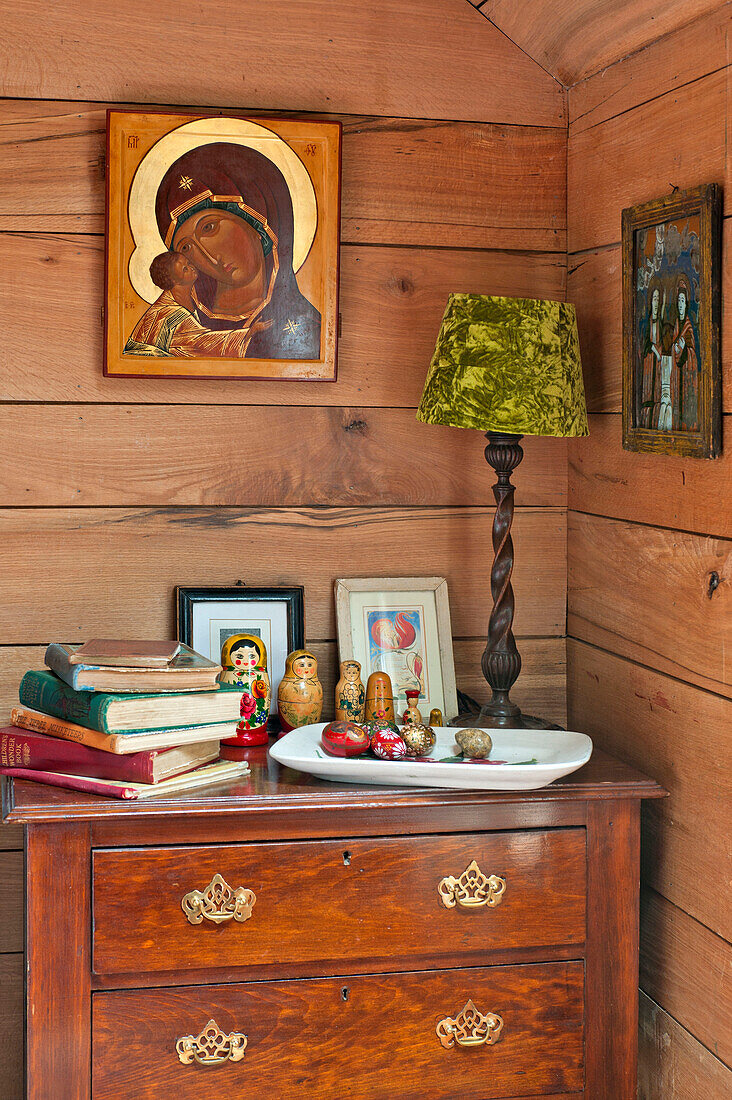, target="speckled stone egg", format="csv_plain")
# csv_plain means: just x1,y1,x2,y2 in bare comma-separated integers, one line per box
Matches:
454,728,493,760
401,724,436,757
